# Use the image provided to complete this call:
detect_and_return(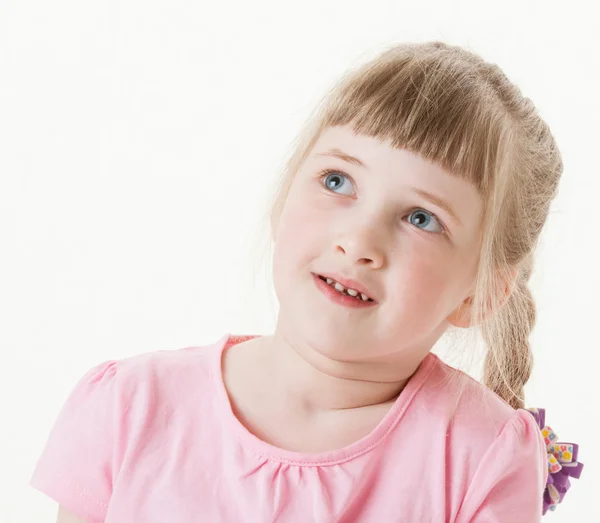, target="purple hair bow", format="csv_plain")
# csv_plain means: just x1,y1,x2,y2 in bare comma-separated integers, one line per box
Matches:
525,407,584,515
